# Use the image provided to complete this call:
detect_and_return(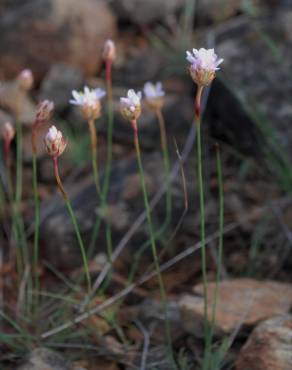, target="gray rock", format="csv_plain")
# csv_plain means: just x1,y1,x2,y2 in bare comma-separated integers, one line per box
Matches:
39,63,84,112
0,0,116,81
209,11,292,158
113,49,166,87
236,315,292,370
178,279,292,336
17,348,70,370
